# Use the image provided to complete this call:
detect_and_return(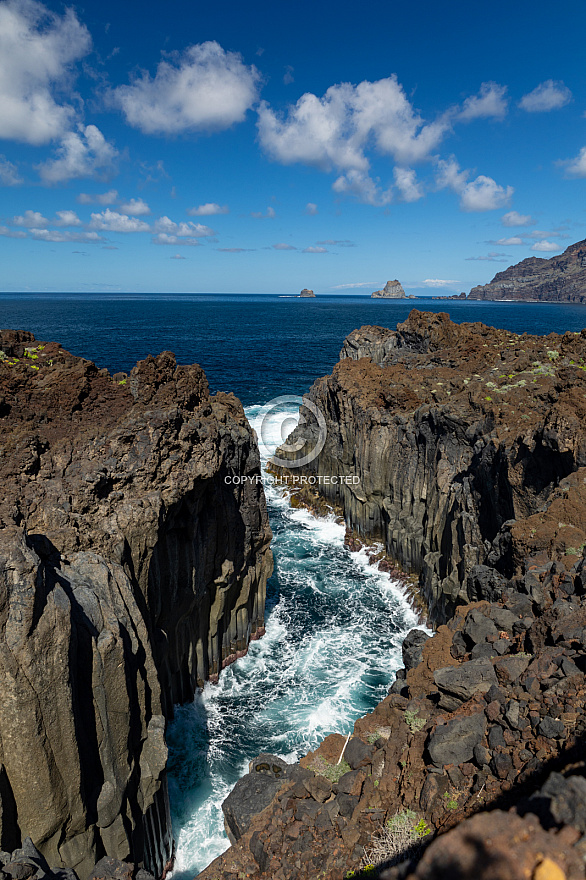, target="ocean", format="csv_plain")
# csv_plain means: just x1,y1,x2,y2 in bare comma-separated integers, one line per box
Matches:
1,293,584,876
